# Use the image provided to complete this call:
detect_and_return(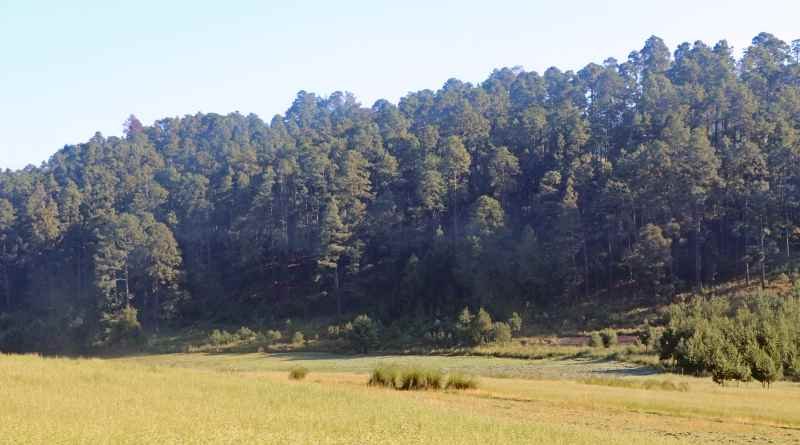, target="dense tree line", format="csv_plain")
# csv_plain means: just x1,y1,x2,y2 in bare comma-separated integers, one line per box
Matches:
659,293,800,385
1,33,800,351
